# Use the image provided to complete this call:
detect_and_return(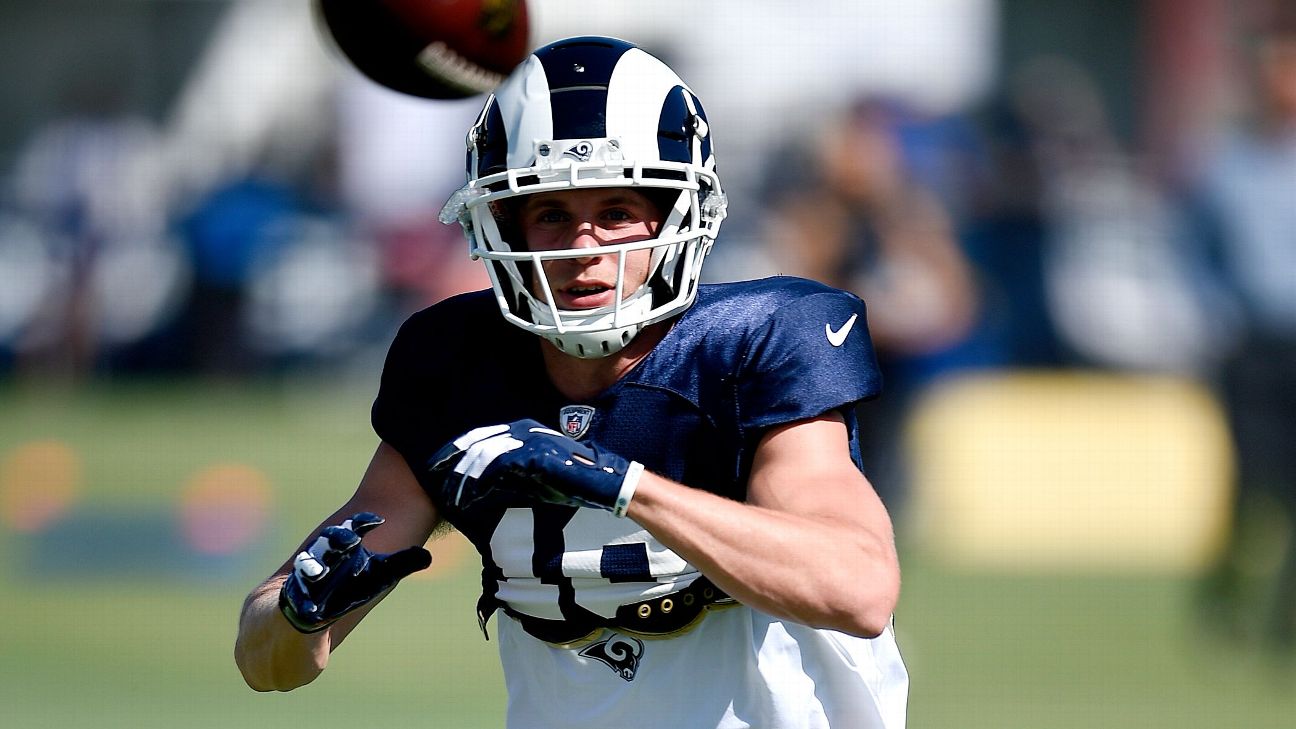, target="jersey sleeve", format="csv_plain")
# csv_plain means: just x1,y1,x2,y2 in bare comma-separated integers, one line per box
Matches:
369,290,523,473
736,289,882,431
371,313,425,459
371,305,462,467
